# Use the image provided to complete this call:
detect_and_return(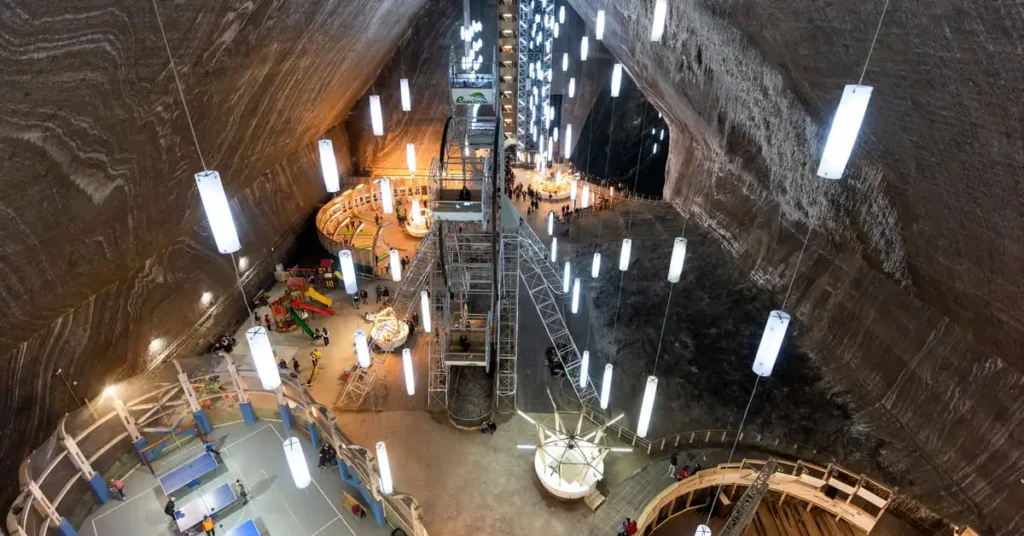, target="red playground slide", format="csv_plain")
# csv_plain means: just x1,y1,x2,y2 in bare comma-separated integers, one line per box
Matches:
291,300,335,316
